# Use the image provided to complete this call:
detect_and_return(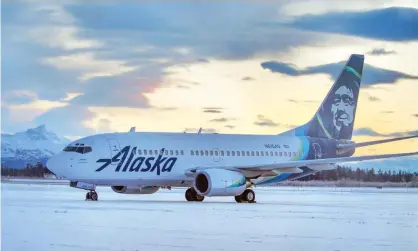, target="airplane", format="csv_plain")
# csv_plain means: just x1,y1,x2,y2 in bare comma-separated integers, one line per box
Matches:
47,54,418,203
